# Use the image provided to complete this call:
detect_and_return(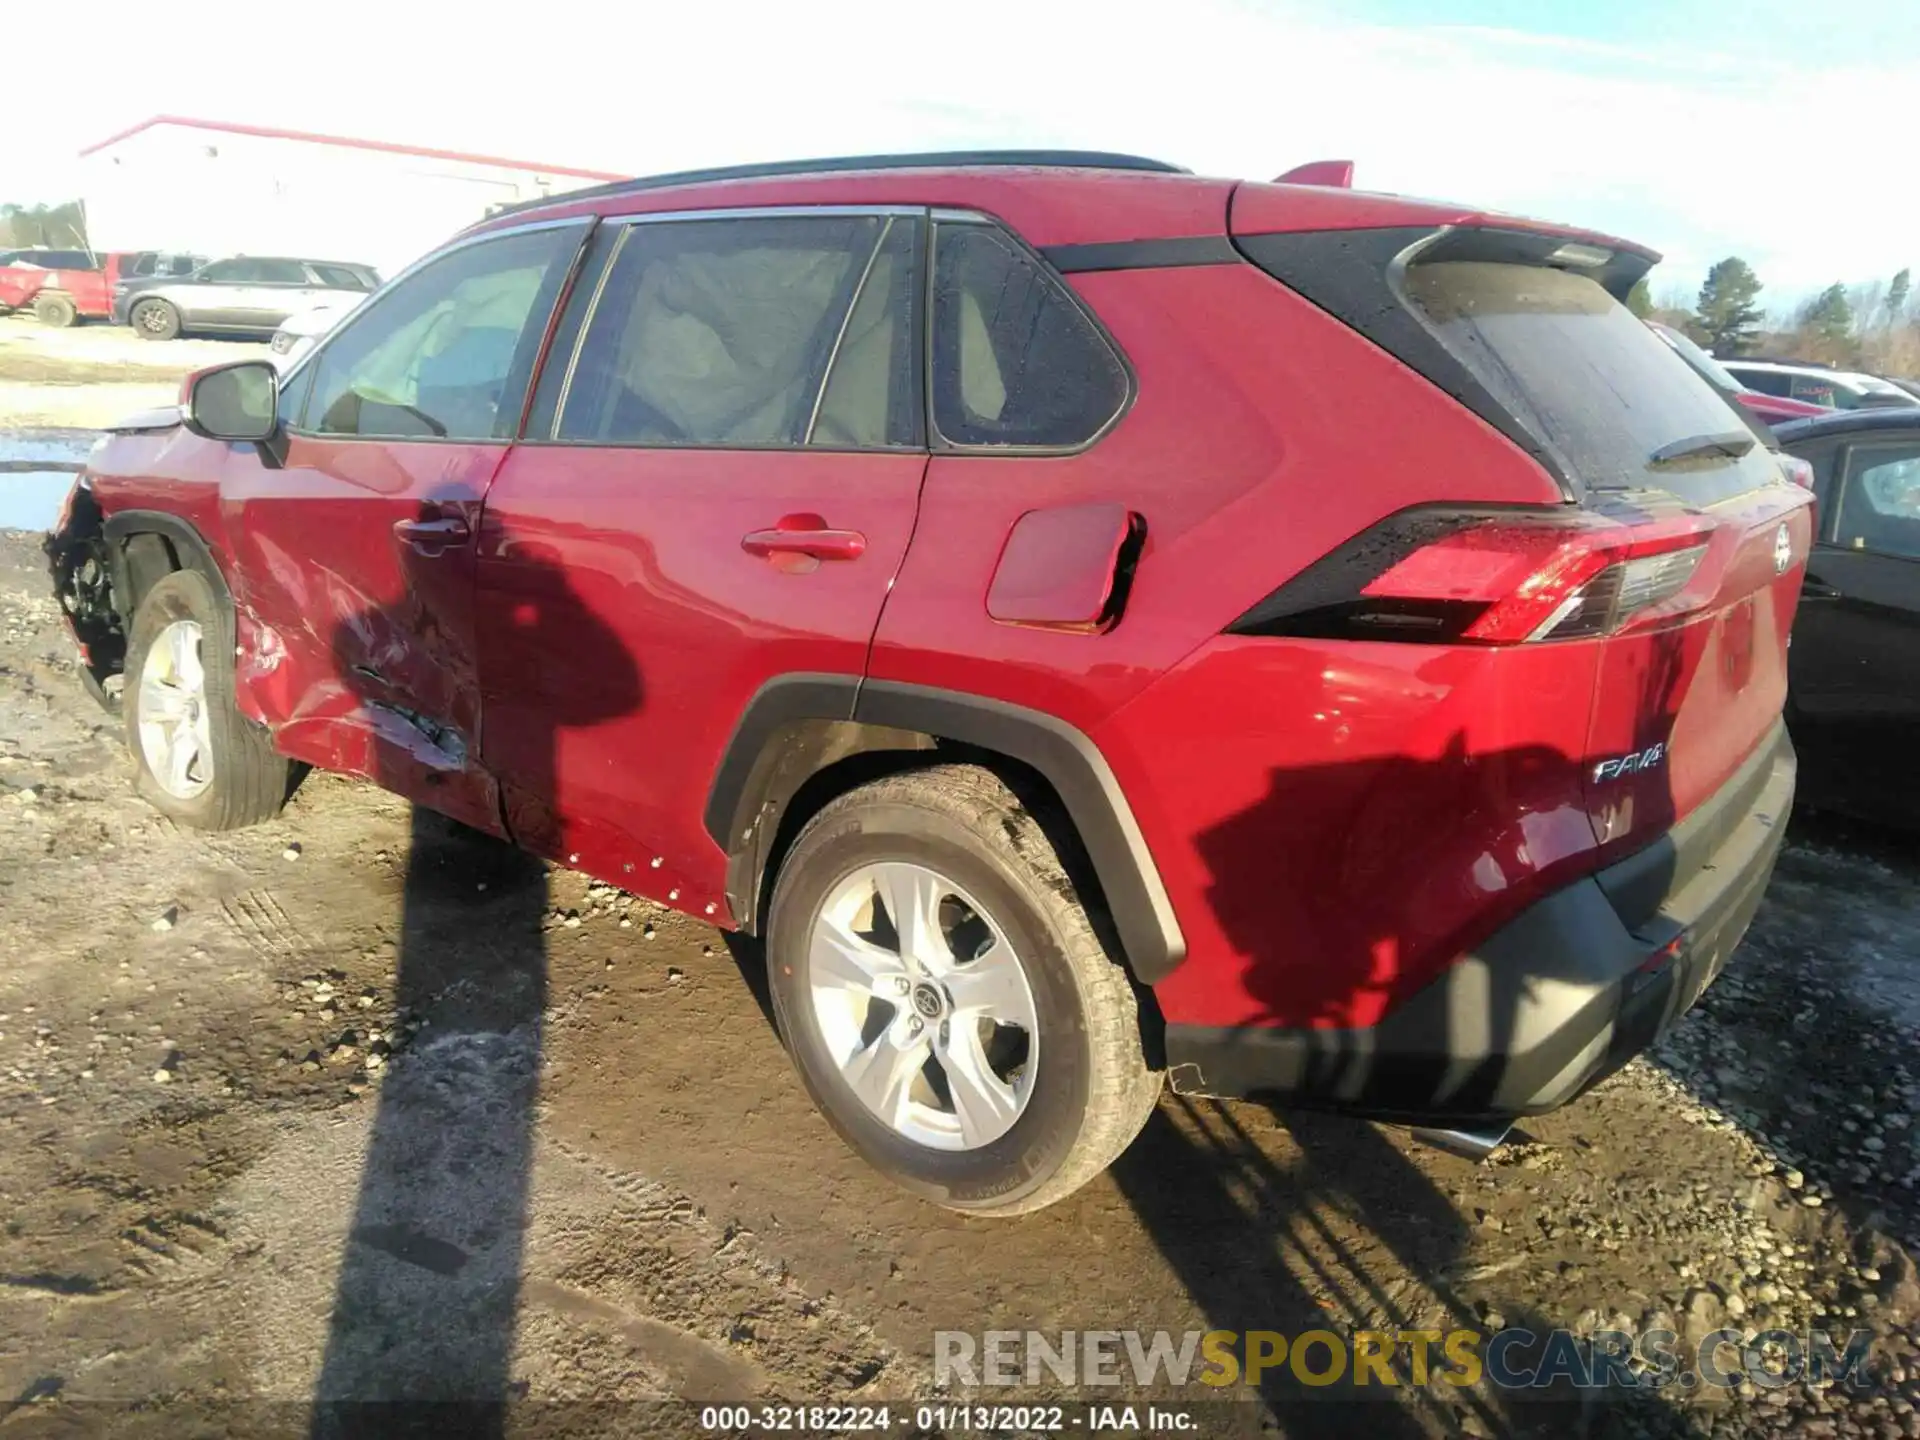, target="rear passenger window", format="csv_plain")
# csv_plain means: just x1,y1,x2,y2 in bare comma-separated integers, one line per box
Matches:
811,218,920,448
930,222,1128,450
310,263,367,290
554,214,914,447
1733,369,1792,398
253,260,310,284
